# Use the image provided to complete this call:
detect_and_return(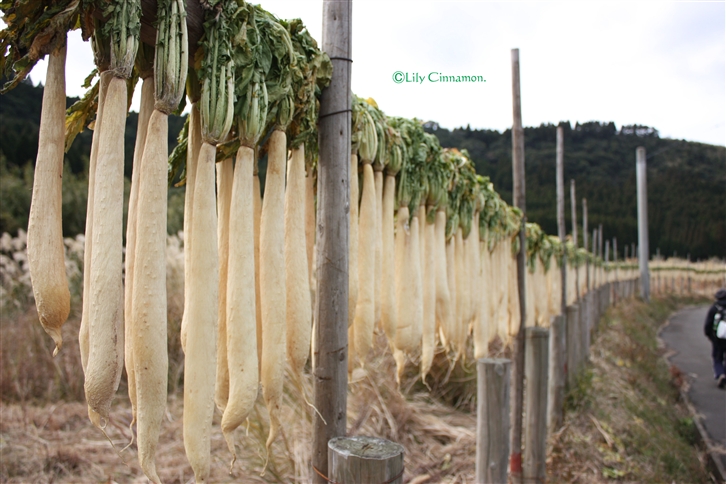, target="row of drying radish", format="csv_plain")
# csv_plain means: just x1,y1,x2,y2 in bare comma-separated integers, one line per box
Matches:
8,1,642,482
